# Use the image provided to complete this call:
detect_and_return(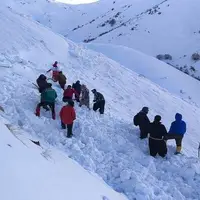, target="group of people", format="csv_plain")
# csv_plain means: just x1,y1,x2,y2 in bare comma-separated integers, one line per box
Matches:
34,61,105,137
134,107,186,157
